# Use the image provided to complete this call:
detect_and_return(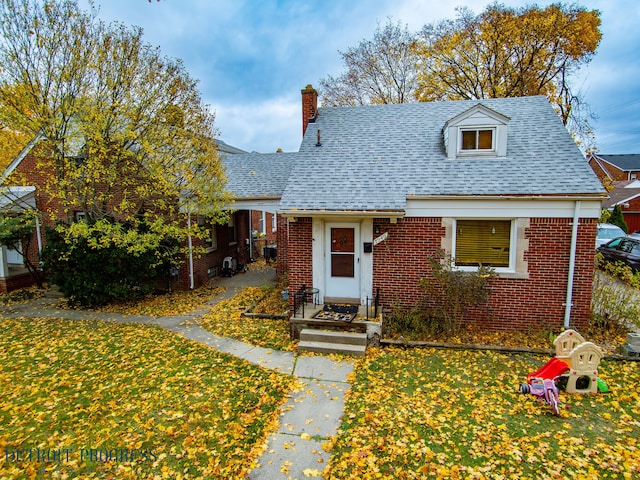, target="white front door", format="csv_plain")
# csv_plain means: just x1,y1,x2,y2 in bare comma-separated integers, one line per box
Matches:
325,223,360,301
